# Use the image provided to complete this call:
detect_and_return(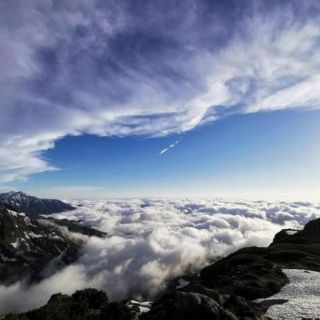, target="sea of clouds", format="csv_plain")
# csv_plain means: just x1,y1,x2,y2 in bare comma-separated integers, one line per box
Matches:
1,198,320,314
